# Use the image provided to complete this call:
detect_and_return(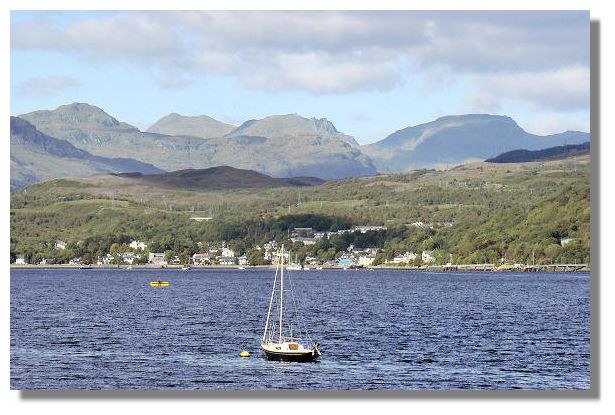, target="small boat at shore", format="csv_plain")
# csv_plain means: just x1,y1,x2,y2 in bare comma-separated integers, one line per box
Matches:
79,265,92,269
150,280,169,287
261,245,320,362
181,265,191,271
